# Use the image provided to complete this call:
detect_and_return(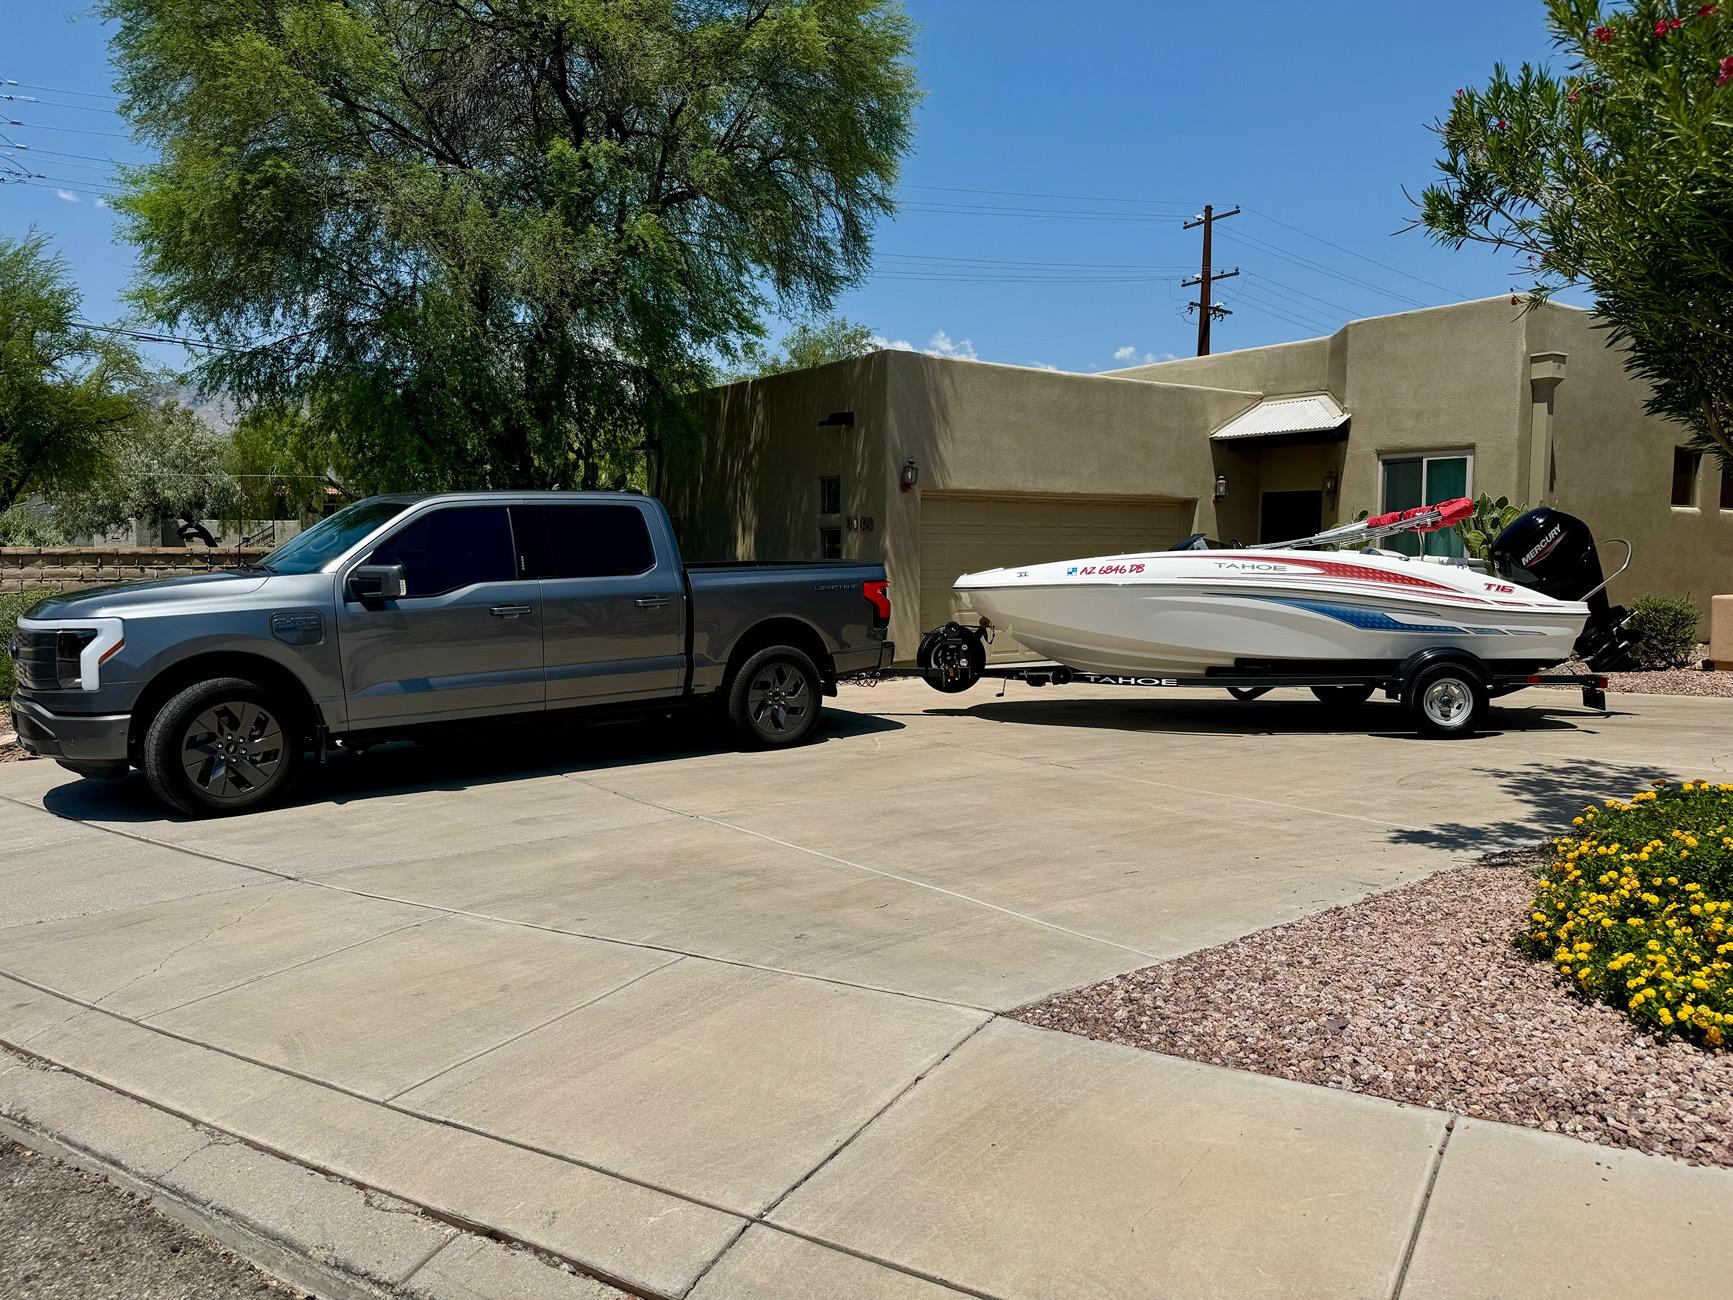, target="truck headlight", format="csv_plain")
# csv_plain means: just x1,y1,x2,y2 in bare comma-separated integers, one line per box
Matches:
15,616,125,691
